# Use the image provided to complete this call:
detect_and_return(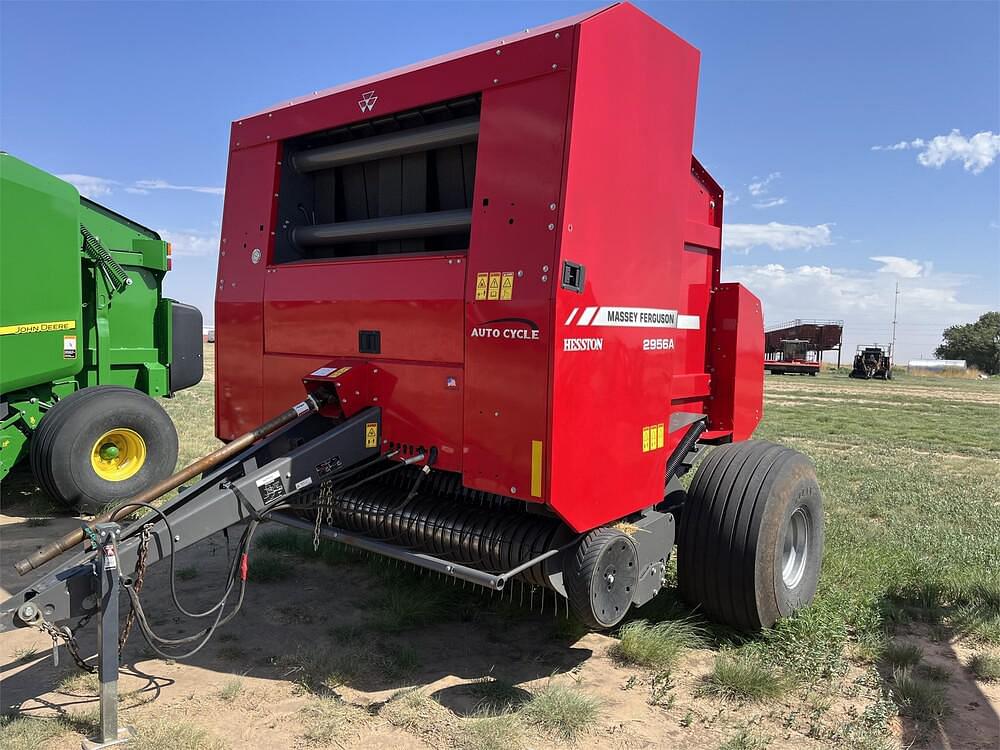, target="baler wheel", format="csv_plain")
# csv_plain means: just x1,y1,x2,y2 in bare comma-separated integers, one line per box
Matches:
677,440,823,630
564,527,639,630
30,386,178,515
